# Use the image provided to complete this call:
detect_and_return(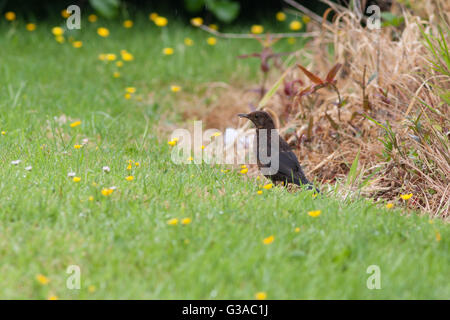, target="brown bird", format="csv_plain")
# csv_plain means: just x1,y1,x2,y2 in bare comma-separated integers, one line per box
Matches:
238,111,317,191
